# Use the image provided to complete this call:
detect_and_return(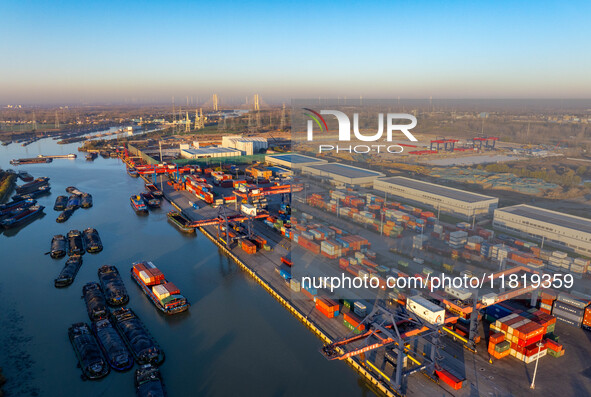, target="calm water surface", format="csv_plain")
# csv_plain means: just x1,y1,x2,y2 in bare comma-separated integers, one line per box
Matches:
0,138,373,396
